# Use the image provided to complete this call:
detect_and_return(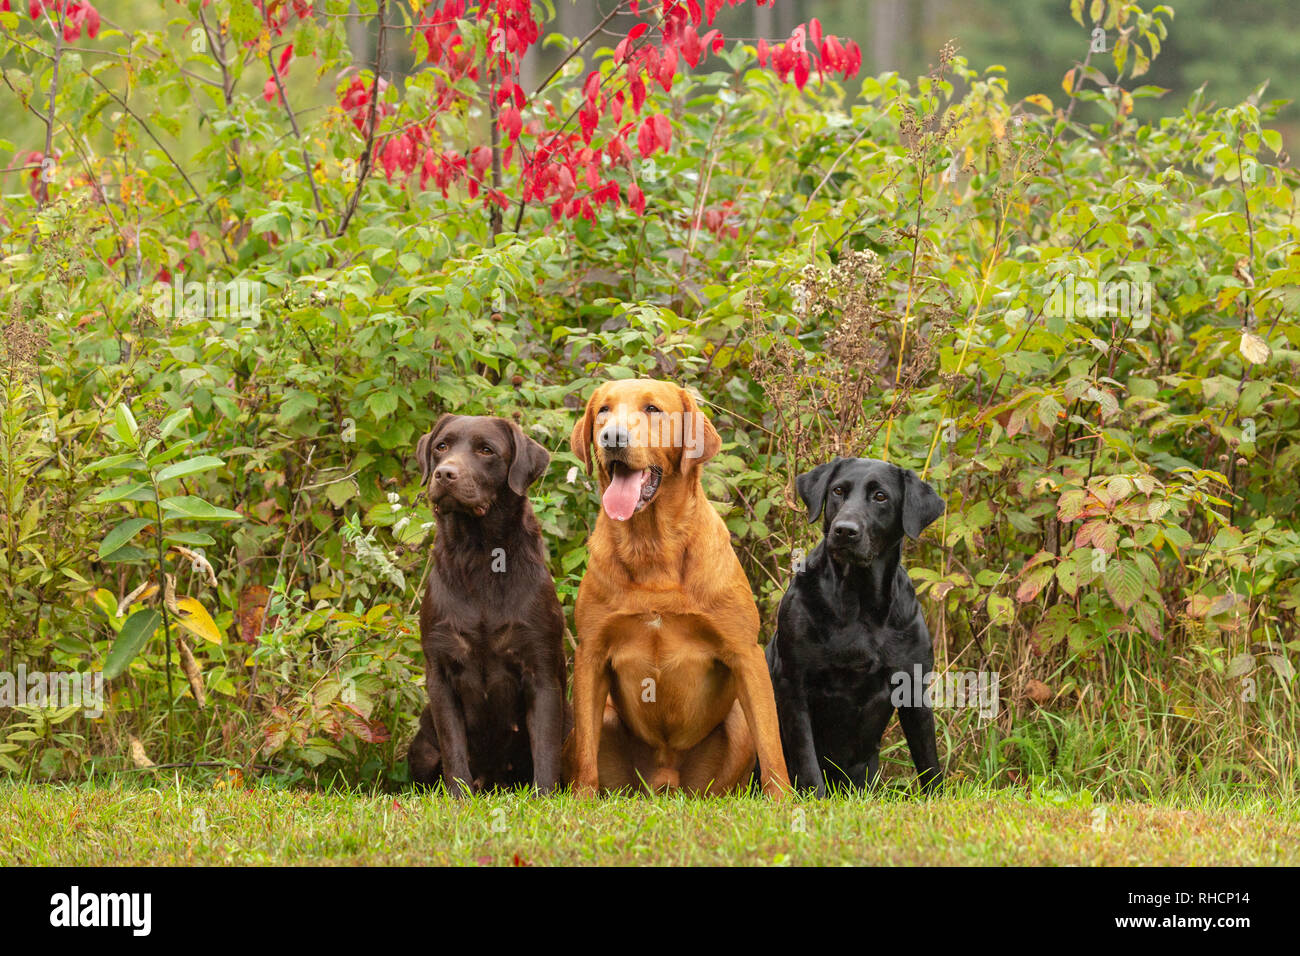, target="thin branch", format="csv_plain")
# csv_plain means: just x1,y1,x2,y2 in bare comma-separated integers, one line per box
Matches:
531,2,630,99
335,0,388,238
38,5,65,207
267,51,326,224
